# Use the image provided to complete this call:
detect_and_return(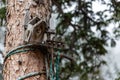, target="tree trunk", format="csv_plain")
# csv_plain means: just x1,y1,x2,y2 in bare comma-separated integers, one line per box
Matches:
3,0,51,80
